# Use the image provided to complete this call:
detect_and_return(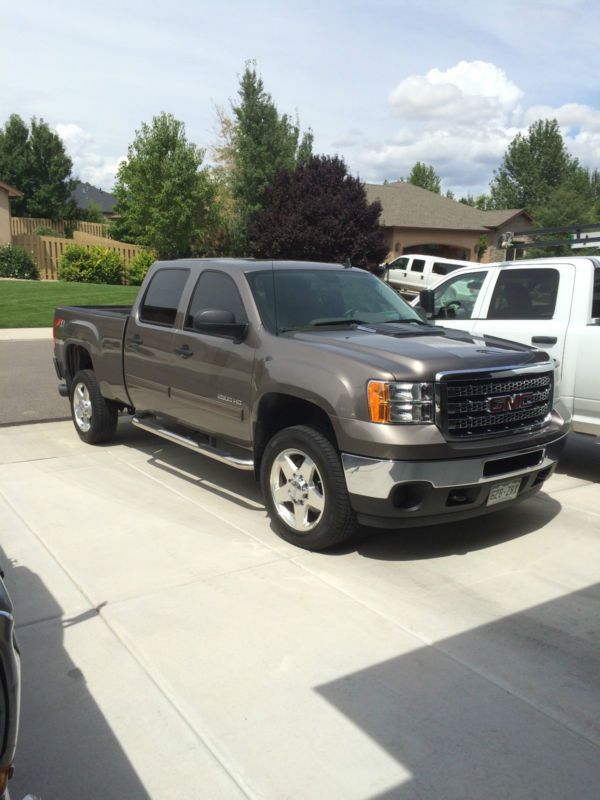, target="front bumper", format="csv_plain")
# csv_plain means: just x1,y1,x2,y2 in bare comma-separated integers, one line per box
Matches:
342,434,566,528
